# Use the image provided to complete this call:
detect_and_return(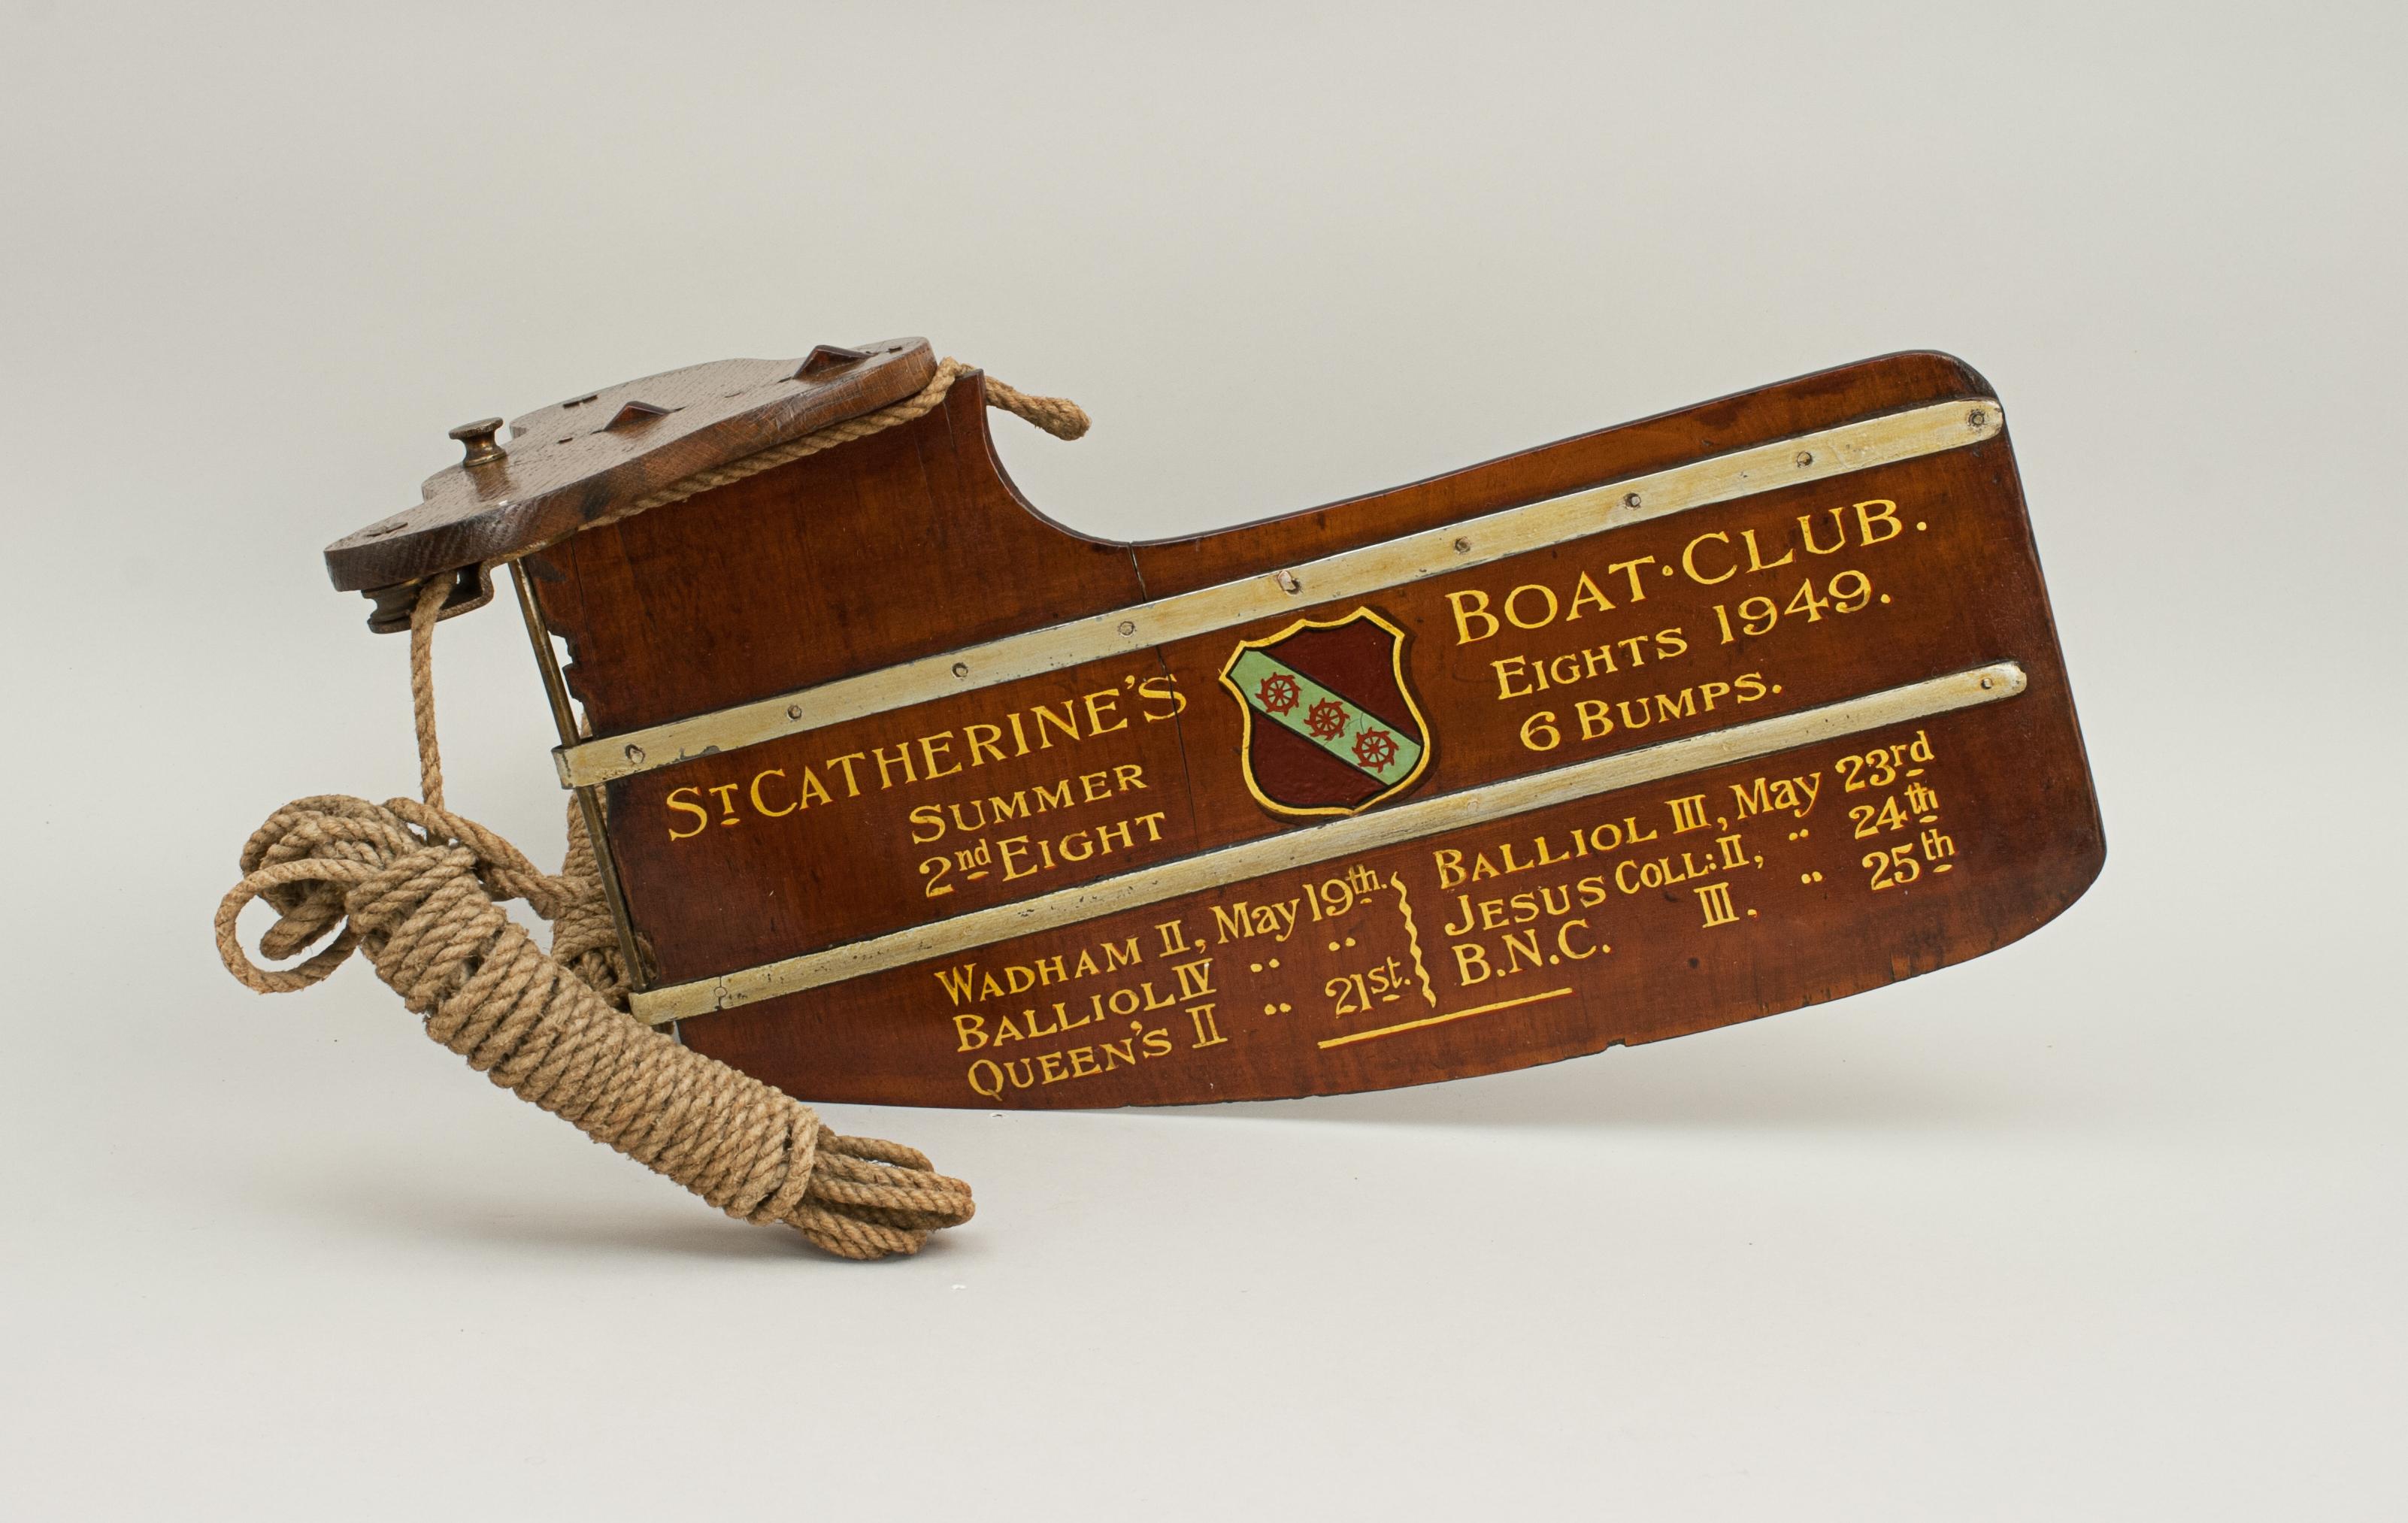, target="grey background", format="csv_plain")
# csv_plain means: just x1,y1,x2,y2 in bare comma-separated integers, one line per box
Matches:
4,2,2400,1517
